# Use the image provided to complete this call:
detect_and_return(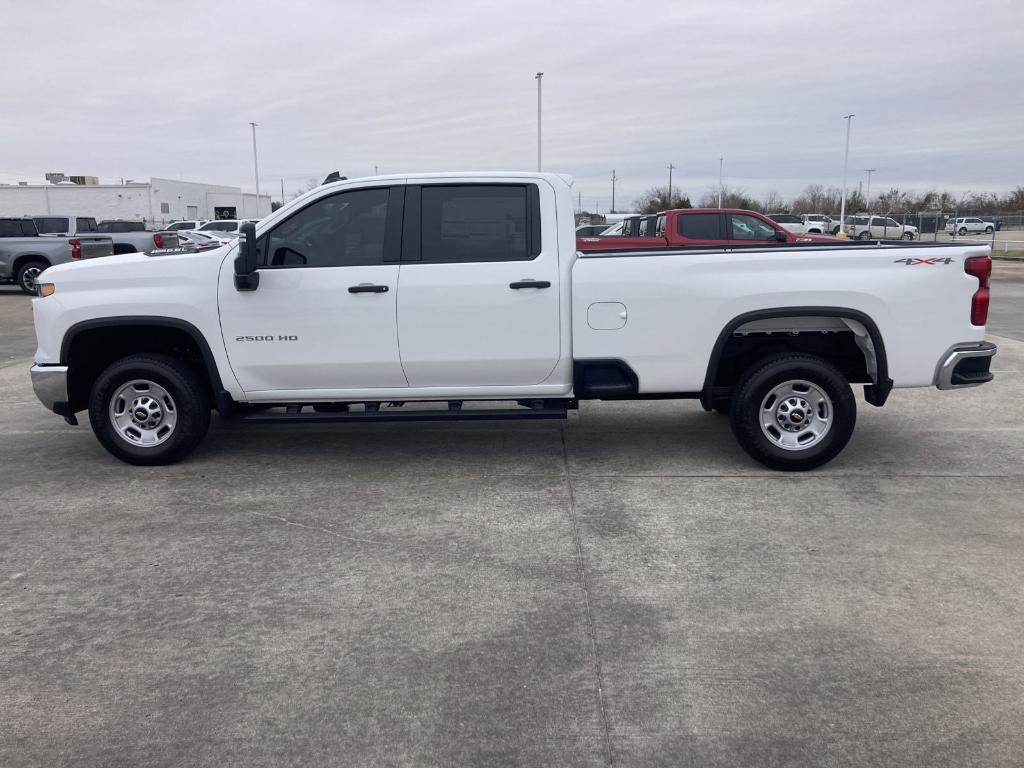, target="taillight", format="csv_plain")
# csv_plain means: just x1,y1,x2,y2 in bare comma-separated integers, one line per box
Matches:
69,238,82,259
153,233,164,249
965,255,991,326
